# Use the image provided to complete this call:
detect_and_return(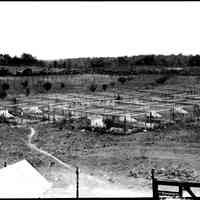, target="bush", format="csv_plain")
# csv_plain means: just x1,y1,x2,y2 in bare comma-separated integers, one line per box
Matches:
118,77,127,84
104,118,114,129
155,75,170,84
1,82,10,91
115,94,122,100
110,81,115,87
25,88,30,96
89,83,97,92
60,82,65,89
0,90,7,99
102,84,108,91
43,82,52,92
21,80,28,89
